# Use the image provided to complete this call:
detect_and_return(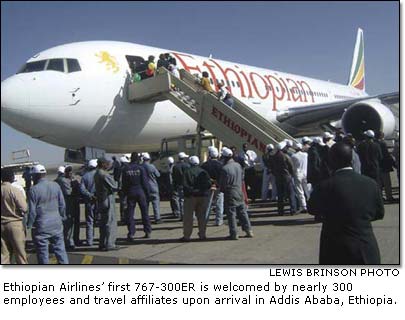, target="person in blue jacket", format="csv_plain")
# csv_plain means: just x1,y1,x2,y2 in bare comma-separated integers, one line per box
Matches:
141,152,162,224
121,152,151,240
27,164,68,264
